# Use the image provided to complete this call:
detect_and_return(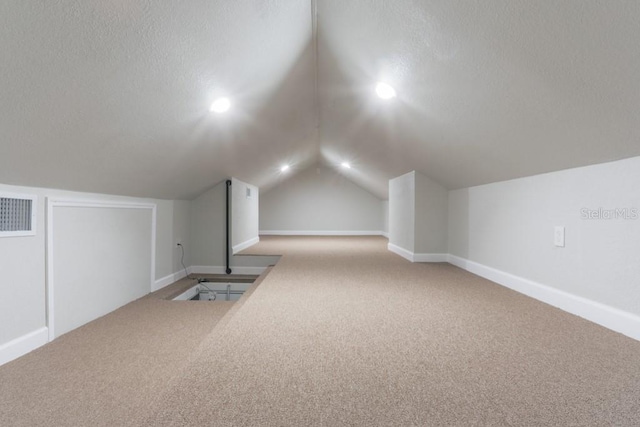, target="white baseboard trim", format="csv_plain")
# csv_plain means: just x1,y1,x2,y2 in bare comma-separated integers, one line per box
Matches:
413,253,449,262
260,230,385,236
0,327,49,367
153,268,192,292
448,255,640,341
387,243,447,263
190,265,267,275
388,243,414,261
381,231,389,239
232,236,260,254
